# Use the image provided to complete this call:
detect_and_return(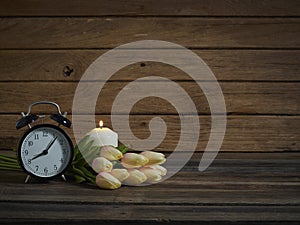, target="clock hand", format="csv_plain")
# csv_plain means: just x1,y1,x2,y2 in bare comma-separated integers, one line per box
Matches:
31,149,48,160
44,136,57,152
31,136,57,161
